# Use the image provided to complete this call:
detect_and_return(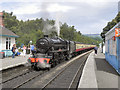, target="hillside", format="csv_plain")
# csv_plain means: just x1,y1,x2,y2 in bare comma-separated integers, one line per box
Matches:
83,34,102,43
83,34,101,38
